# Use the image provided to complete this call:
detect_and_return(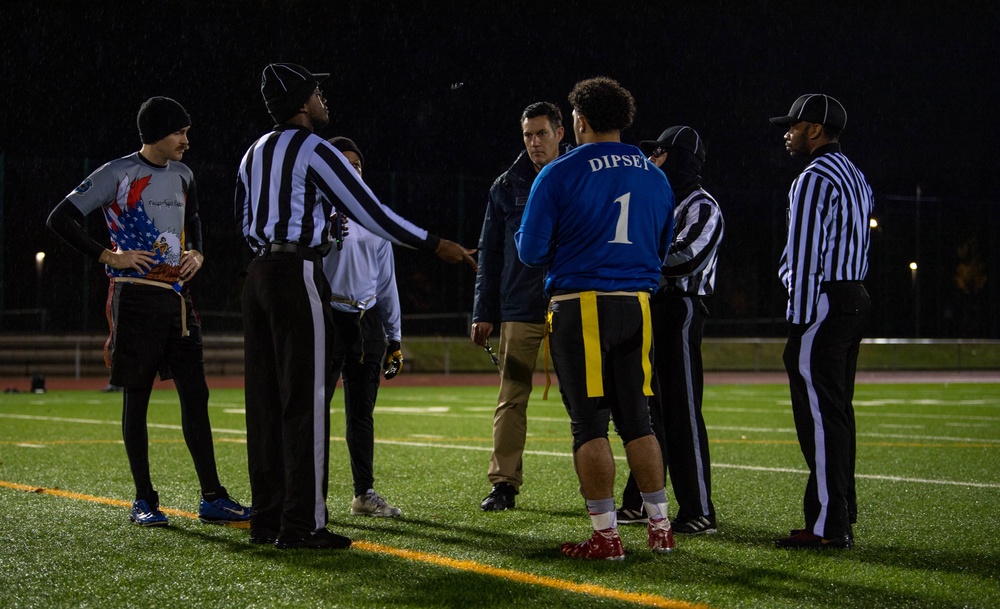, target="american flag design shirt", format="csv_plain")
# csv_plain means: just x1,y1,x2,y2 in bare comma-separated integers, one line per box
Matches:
67,152,194,284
